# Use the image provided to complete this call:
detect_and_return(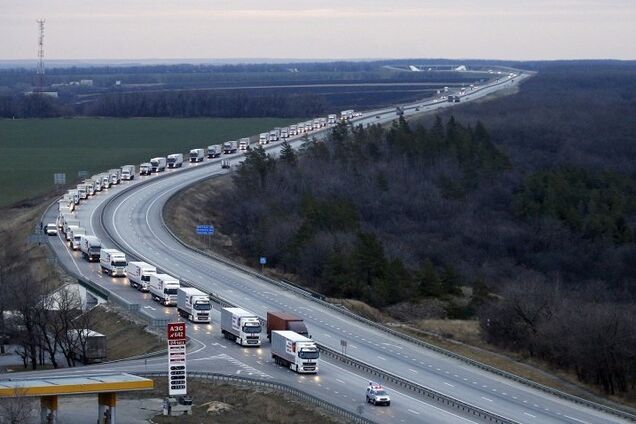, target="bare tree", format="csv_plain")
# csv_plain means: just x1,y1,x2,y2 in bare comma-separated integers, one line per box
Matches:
0,388,36,424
